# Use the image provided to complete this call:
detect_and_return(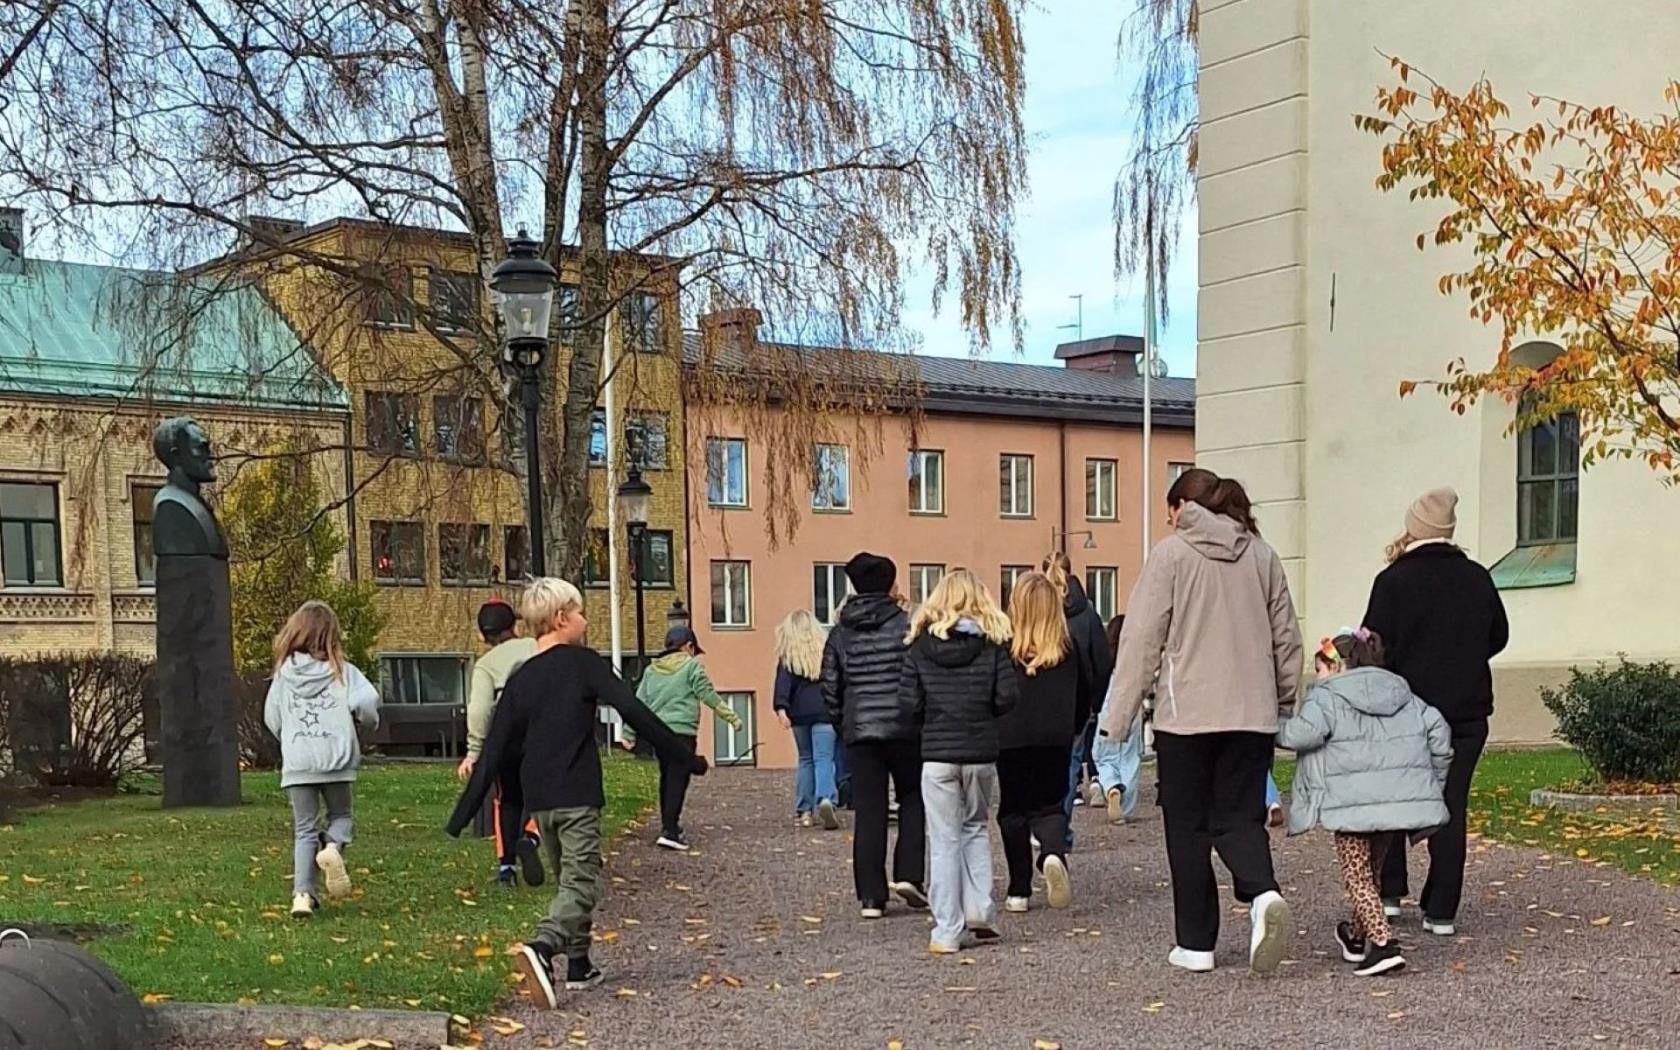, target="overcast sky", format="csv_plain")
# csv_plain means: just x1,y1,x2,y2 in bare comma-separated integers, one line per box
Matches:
902,0,1197,377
